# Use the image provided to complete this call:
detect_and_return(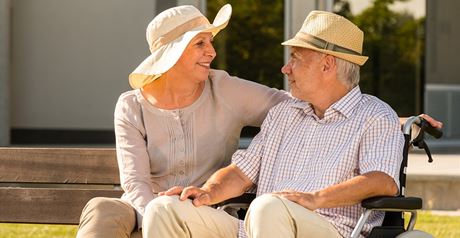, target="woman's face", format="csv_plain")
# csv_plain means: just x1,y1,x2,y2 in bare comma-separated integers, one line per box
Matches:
172,32,216,82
